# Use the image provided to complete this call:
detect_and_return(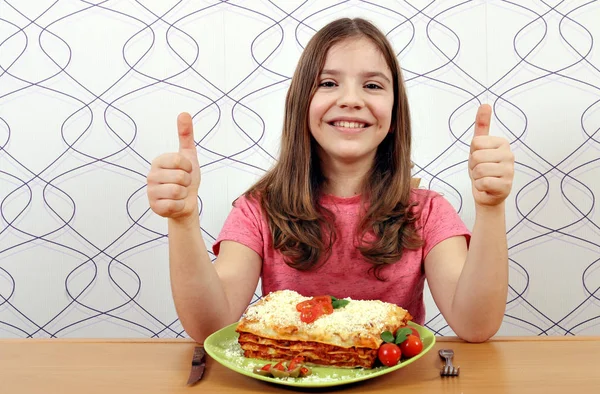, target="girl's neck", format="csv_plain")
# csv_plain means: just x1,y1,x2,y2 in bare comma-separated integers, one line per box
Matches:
320,156,373,198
